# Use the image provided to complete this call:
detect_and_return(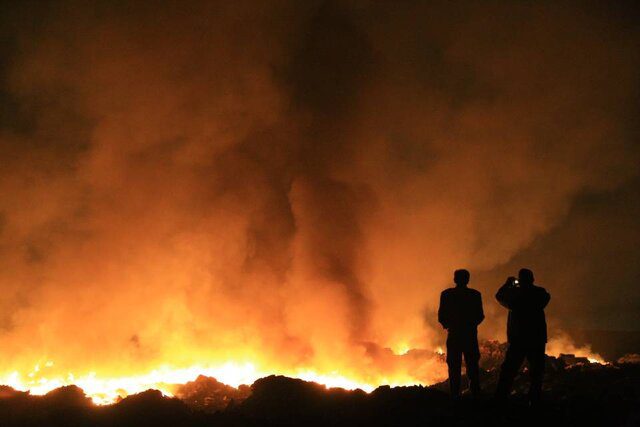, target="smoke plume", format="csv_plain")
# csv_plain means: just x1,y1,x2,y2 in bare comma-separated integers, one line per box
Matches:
0,0,638,387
